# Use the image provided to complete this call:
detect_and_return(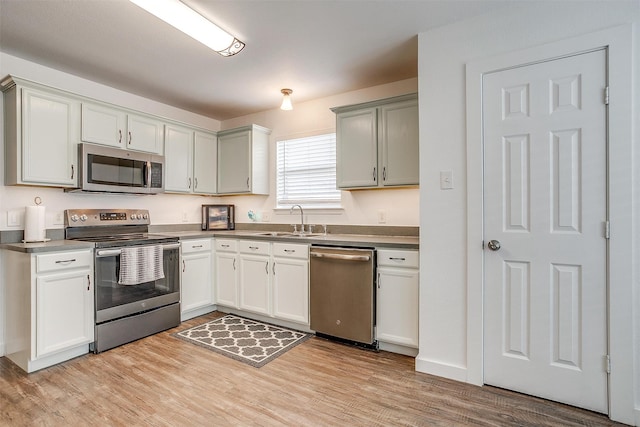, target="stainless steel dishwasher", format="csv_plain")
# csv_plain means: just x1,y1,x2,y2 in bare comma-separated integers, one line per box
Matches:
310,246,377,348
